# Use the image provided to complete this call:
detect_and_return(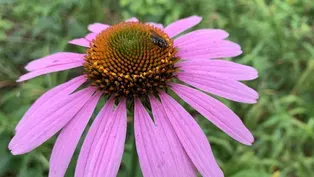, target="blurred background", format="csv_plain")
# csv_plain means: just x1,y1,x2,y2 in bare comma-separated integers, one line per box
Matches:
1,0,314,176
